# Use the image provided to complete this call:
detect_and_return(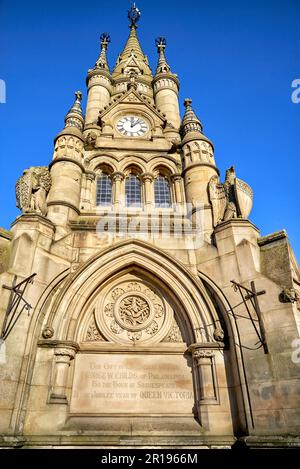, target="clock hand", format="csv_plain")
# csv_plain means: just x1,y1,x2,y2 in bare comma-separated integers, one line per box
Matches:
132,118,142,128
